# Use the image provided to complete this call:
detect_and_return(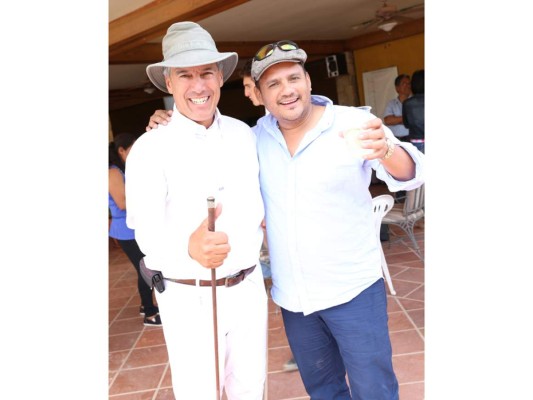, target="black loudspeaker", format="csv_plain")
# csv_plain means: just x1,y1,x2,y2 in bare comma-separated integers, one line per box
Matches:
325,53,348,78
